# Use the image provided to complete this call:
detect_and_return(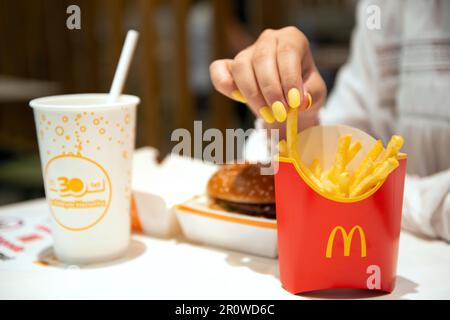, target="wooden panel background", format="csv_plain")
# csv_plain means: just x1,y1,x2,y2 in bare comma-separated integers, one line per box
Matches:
0,0,355,156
